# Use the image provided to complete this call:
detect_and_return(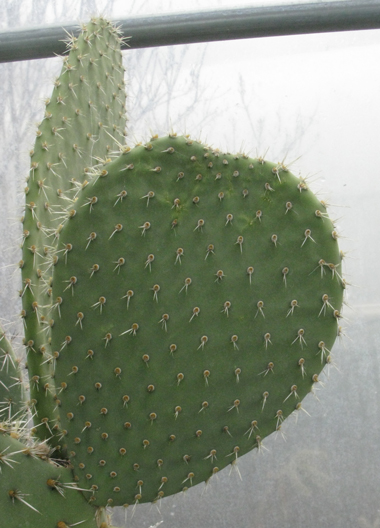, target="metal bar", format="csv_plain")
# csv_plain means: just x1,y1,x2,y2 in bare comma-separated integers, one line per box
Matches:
1,1,380,63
